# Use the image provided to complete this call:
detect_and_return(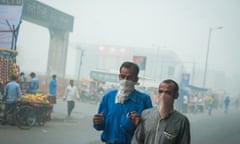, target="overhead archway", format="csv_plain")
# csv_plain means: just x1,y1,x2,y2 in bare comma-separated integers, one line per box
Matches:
0,0,74,78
